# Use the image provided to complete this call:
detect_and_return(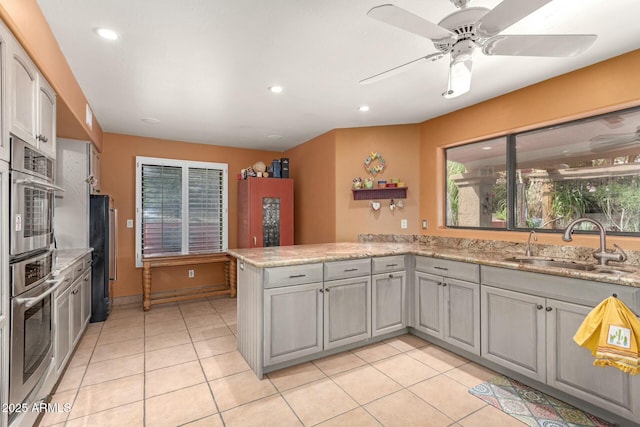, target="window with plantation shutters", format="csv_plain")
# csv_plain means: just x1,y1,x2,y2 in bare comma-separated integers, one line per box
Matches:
135,157,228,267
